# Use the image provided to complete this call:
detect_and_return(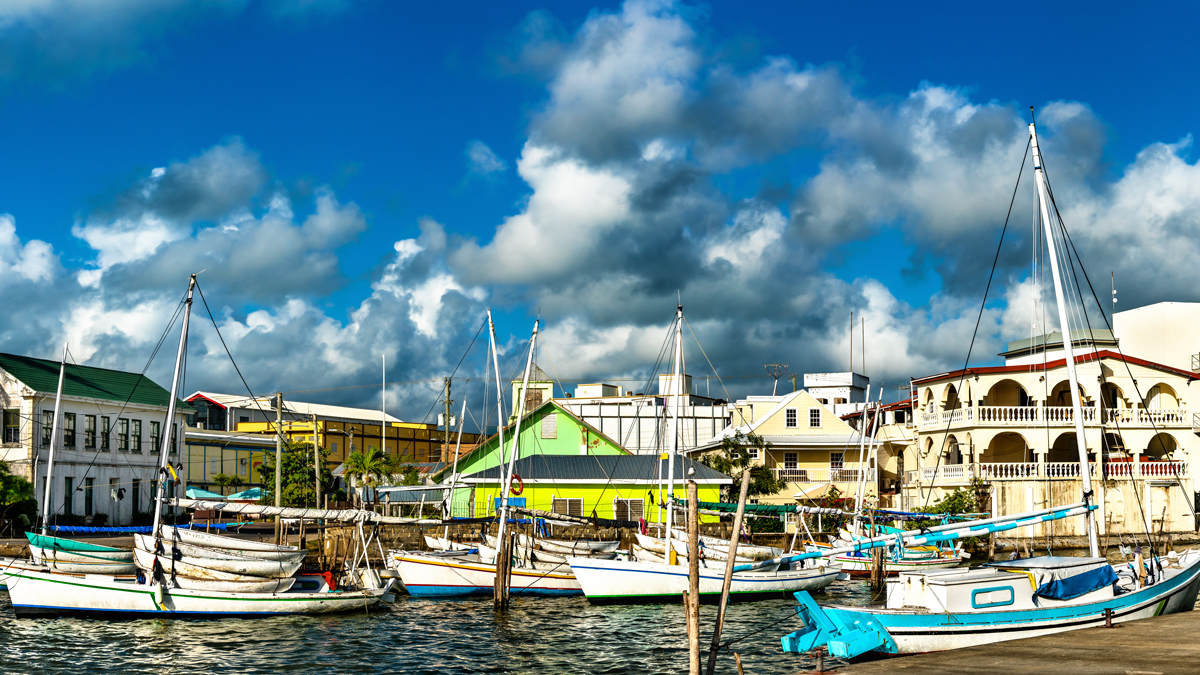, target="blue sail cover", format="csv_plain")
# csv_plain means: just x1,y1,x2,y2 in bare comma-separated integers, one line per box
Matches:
1036,565,1118,600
